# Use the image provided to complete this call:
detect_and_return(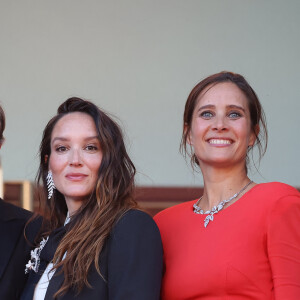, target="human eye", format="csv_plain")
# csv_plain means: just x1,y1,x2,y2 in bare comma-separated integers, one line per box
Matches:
85,144,99,152
200,111,214,119
55,145,68,152
228,111,242,119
